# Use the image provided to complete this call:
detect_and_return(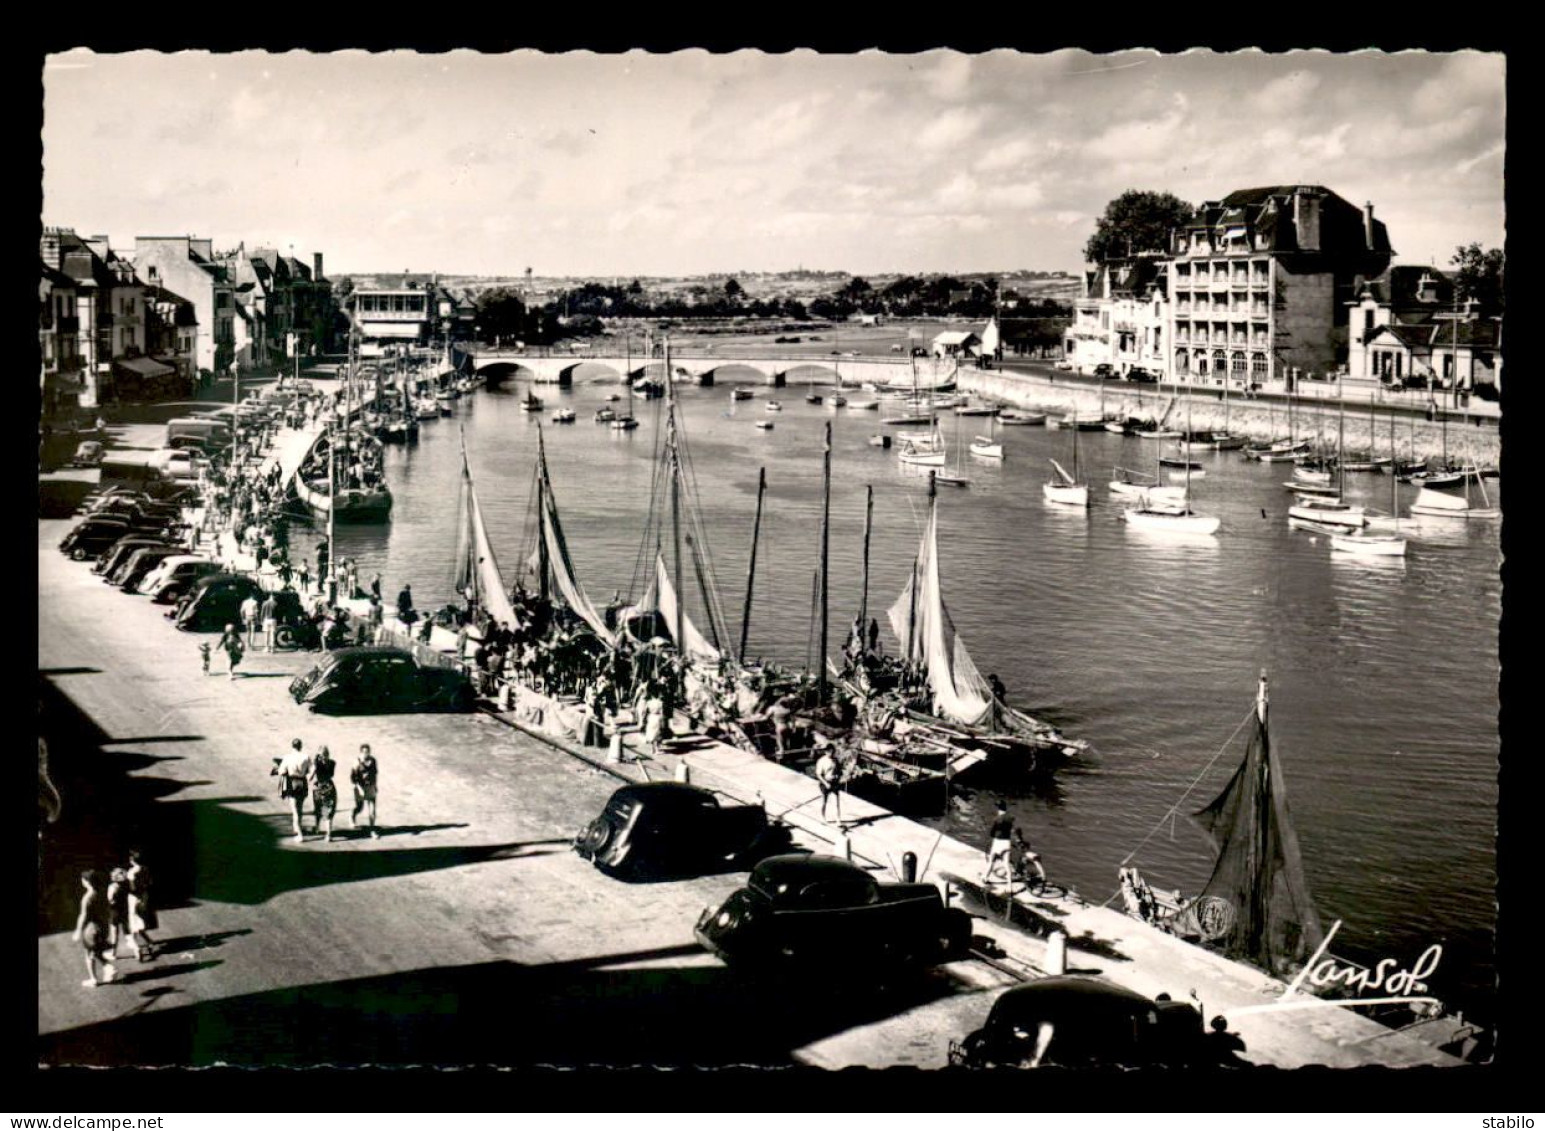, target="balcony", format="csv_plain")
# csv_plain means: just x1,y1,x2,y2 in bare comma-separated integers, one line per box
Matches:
56,315,80,334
